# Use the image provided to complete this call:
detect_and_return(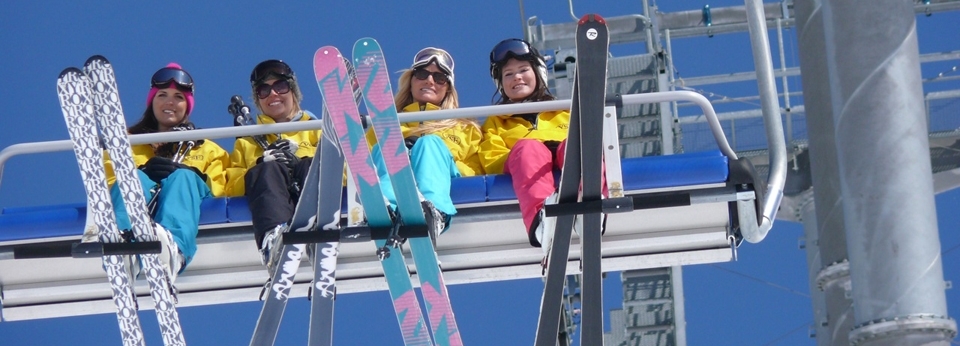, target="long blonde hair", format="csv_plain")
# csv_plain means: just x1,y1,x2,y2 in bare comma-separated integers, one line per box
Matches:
394,67,479,137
